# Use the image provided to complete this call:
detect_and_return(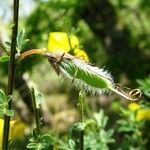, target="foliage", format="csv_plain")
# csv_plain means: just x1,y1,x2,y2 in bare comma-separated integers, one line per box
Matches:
137,77,150,98
116,105,148,149
0,89,14,117
27,132,53,150
84,110,115,150
0,0,149,150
